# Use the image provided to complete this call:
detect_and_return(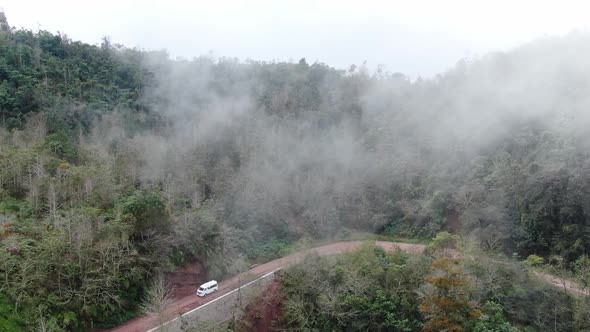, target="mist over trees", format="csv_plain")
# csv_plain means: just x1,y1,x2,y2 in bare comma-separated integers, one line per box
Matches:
1,11,590,330
134,31,590,264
